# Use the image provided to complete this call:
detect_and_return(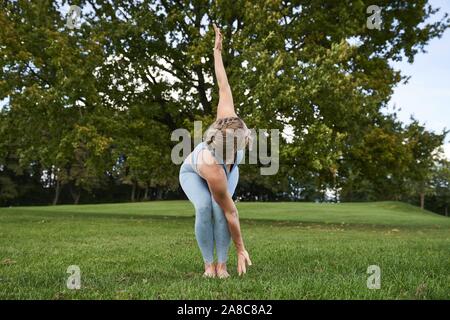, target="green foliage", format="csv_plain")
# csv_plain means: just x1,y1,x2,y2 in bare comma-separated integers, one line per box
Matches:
429,159,450,215
0,0,448,206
